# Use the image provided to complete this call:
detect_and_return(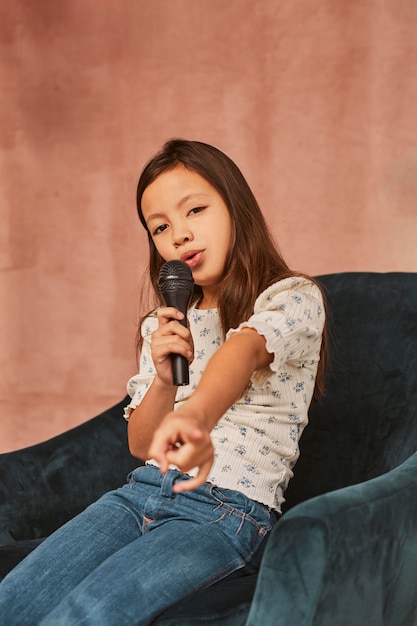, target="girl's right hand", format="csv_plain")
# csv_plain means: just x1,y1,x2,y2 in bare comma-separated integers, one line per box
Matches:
151,306,194,386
